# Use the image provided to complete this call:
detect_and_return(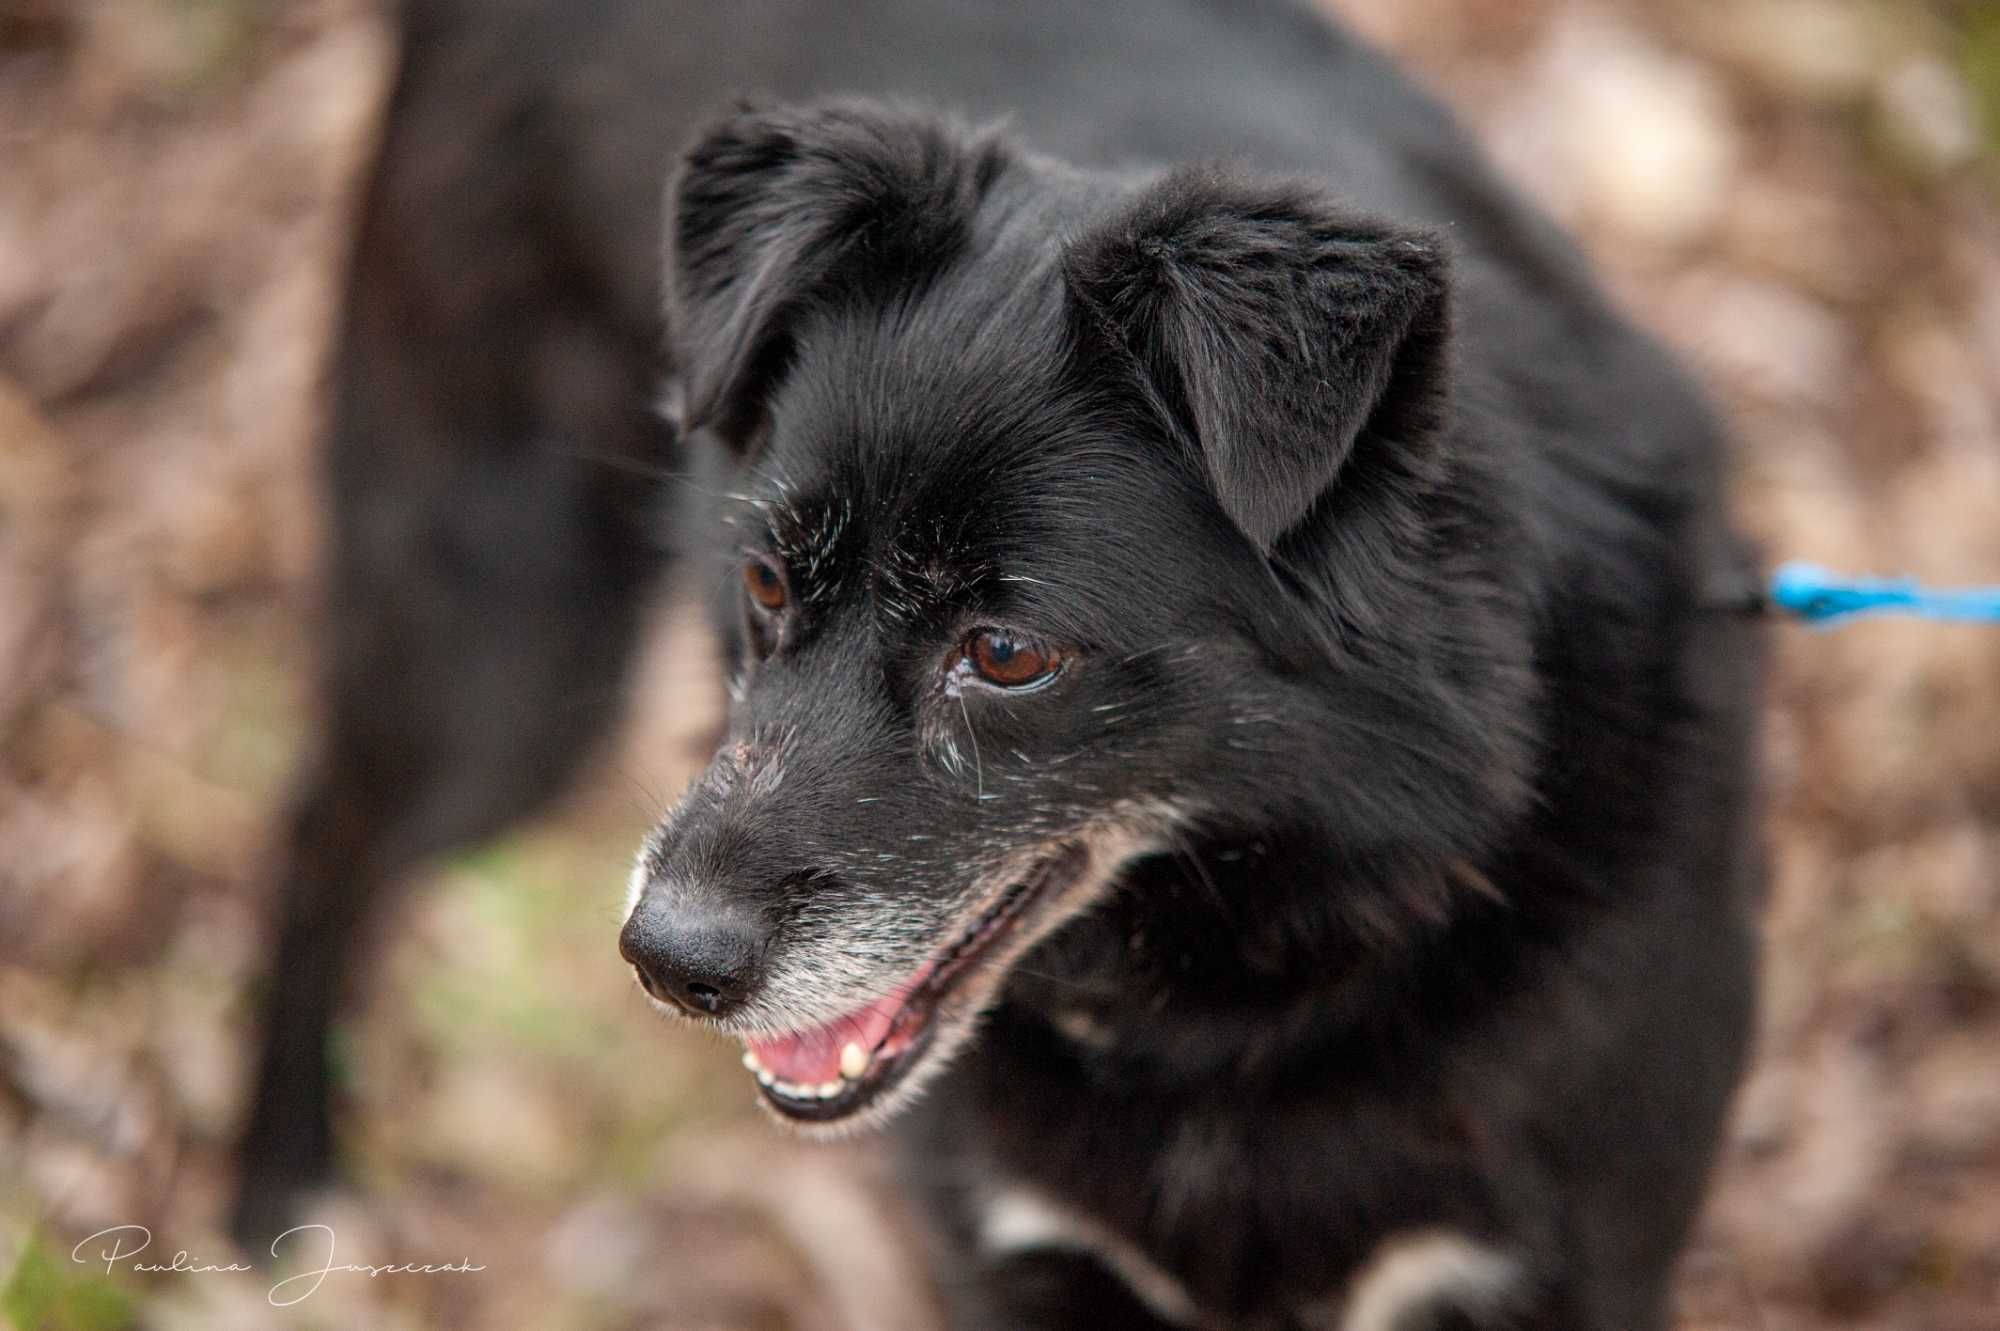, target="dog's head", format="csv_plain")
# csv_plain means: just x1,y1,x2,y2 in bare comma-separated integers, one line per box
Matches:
621,101,1536,1128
